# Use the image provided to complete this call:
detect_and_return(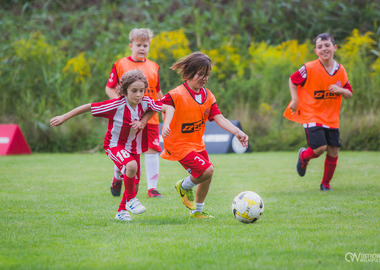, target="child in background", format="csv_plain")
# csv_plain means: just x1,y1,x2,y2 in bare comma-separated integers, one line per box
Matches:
158,52,248,218
106,28,164,198
283,33,353,191
51,70,174,221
